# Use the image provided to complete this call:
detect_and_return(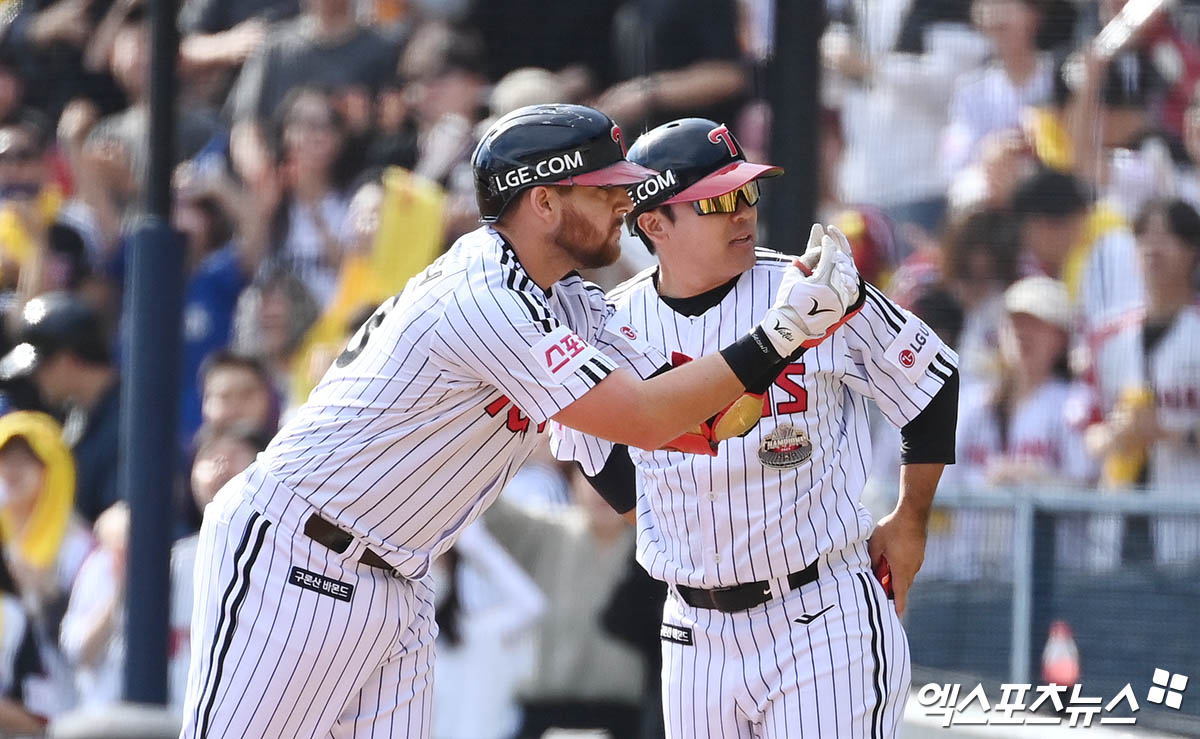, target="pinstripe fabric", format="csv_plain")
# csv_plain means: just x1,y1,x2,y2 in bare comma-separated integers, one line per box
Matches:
552,251,946,737
253,226,616,582
553,254,957,588
660,544,910,738
182,226,620,738
180,483,438,738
